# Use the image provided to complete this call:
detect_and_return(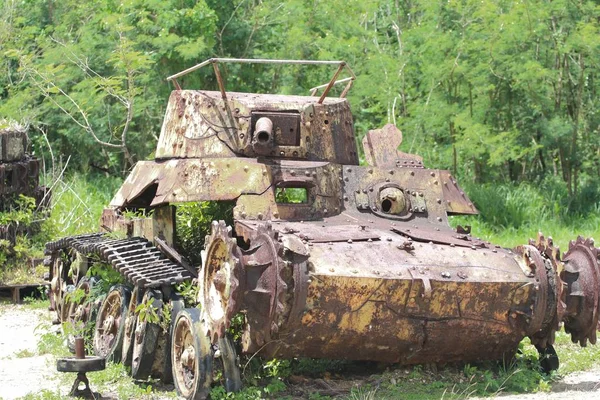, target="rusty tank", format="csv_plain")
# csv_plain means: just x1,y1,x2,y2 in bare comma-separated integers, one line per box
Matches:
0,123,48,256
45,59,600,399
